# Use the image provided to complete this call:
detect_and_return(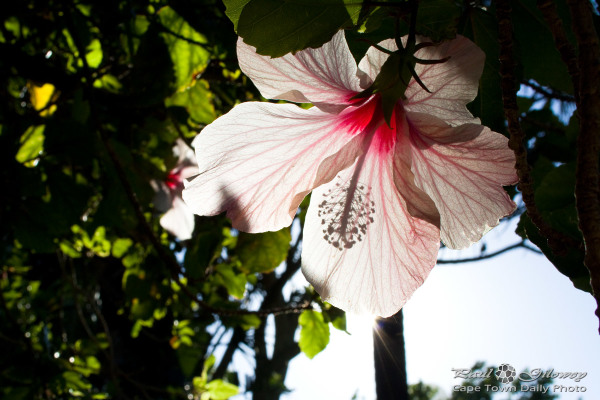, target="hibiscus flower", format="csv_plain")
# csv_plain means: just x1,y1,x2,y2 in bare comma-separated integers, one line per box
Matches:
153,139,199,241
182,32,517,316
